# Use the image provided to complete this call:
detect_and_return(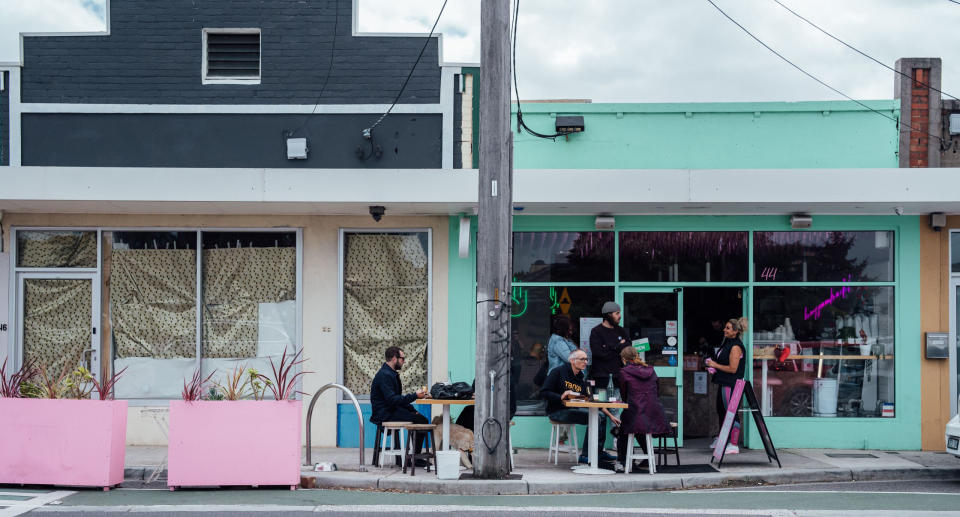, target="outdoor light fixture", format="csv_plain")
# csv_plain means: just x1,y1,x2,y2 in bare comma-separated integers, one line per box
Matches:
595,215,615,230
555,115,585,135
286,138,308,160
790,214,812,229
931,212,947,232
369,205,385,222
